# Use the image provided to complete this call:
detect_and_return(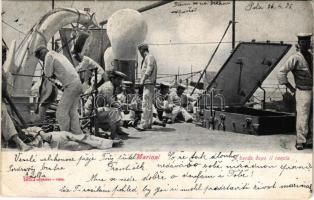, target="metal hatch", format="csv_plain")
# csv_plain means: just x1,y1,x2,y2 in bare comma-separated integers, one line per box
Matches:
206,42,291,107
